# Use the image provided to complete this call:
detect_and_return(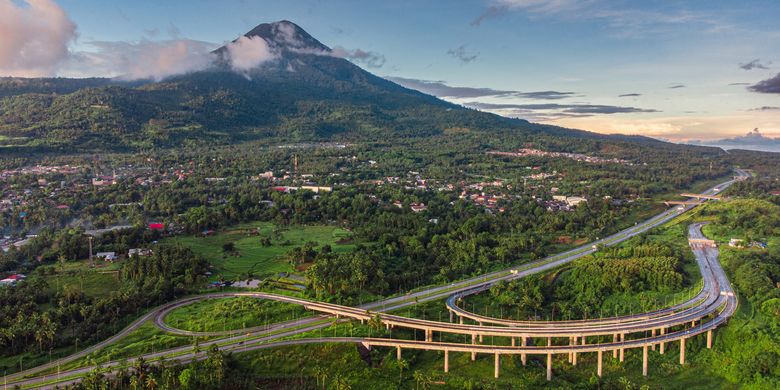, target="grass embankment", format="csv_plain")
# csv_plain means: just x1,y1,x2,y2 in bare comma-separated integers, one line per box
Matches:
163,222,355,280
163,297,310,333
